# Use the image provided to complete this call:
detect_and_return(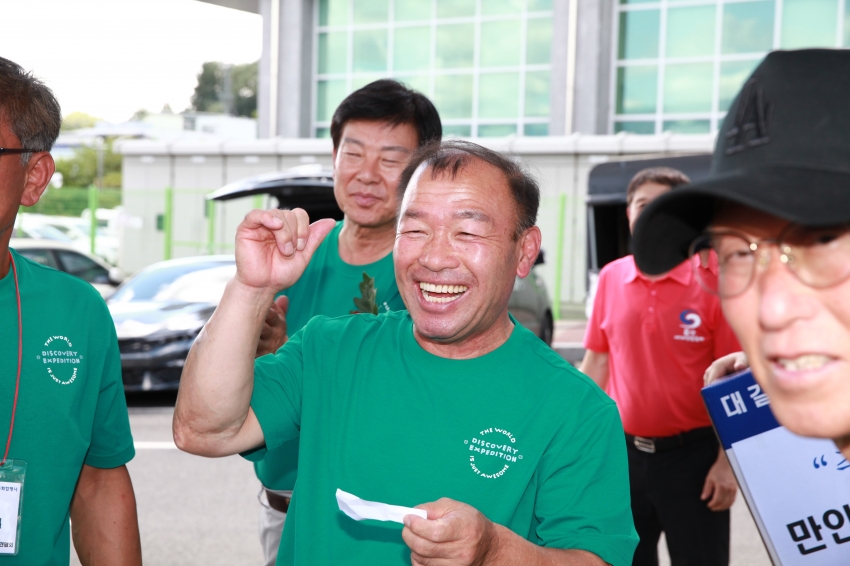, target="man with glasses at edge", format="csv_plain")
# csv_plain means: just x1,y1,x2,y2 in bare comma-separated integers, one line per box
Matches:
0,58,140,565
633,49,850,462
